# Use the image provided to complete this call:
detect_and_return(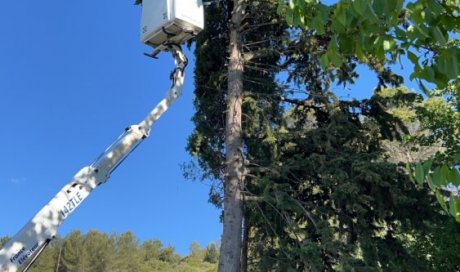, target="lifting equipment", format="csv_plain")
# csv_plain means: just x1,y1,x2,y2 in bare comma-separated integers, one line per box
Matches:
0,1,204,271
